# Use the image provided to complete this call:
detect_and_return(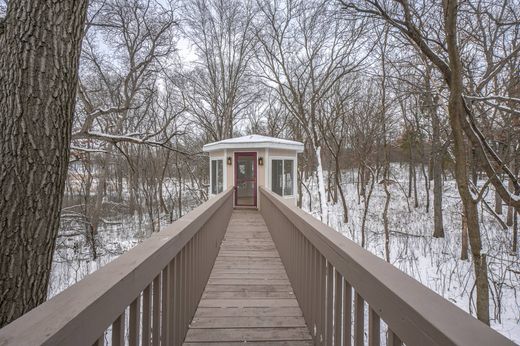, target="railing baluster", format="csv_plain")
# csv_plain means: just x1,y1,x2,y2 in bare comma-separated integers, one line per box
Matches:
326,261,333,344
334,270,342,346
167,259,175,346
190,236,195,320
369,307,380,346
142,284,152,346
111,312,125,346
343,280,352,346
320,255,326,345
174,250,182,346
184,242,190,340
190,237,195,328
182,246,188,339
304,237,310,322
296,231,307,311
313,246,319,342
152,274,161,346
129,295,141,346
354,293,364,346
161,266,168,344
387,329,402,346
